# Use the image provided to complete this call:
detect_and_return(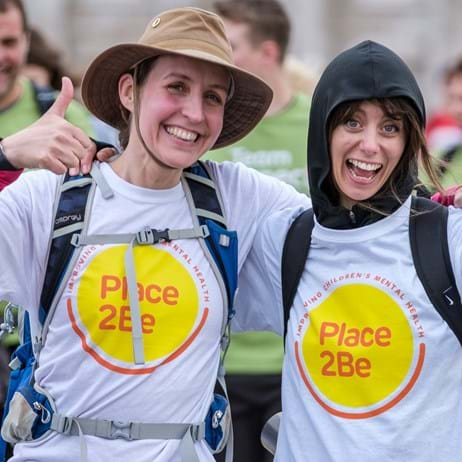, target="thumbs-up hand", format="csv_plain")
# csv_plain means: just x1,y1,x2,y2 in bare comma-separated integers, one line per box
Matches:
1,77,115,175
